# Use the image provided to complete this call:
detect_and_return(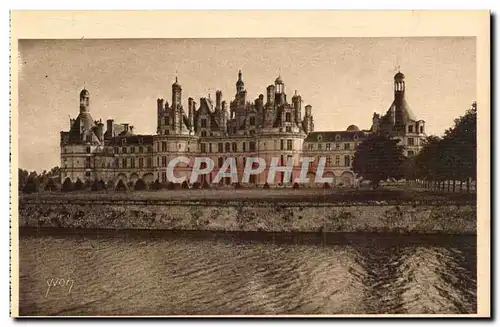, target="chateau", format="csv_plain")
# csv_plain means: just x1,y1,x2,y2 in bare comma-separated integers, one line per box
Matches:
60,71,426,188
